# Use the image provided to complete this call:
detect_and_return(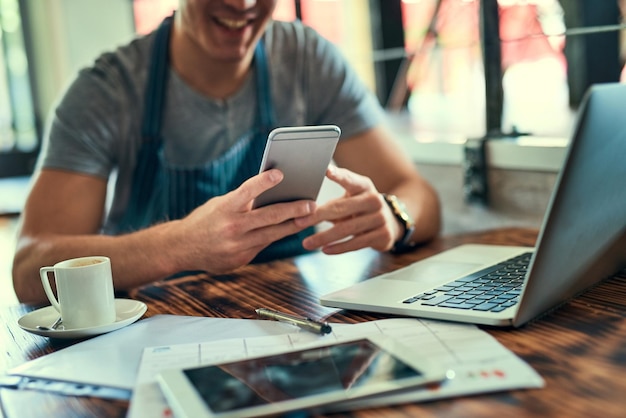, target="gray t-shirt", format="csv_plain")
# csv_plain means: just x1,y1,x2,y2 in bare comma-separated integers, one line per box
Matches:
40,20,386,234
